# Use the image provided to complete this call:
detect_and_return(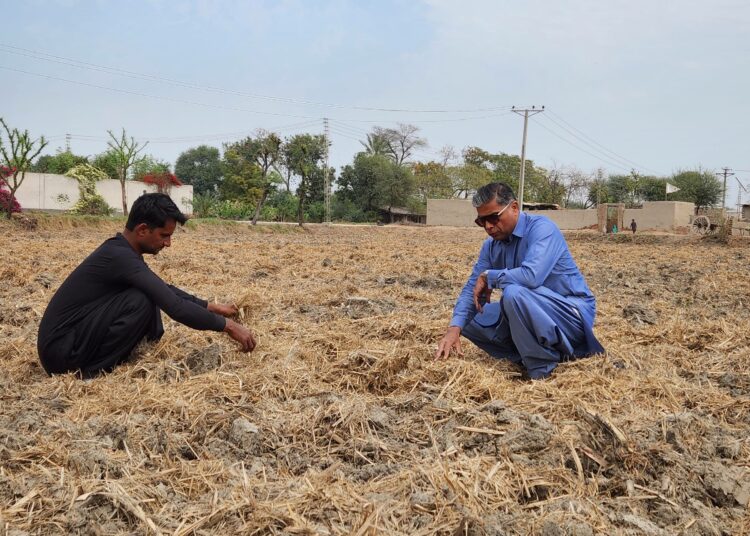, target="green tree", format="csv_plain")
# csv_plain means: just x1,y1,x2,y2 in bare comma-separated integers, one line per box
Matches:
461,147,547,201
413,161,453,202
338,153,416,220
132,155,170,181
670,169,722,210
236,130,283,225
361,131,391,157
174,145,223,195
106,129,148,215
283,134,327,226
585,169,609,207
547,166,594,208
598,171,666,207
640,176,668,202
32,150,88,174
221,139,263,204
535,166,568,205
610,171,647,207
449,164,494,199
0,118,48,218
376,161,416,221
91,150,120,181
365,124,427,165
